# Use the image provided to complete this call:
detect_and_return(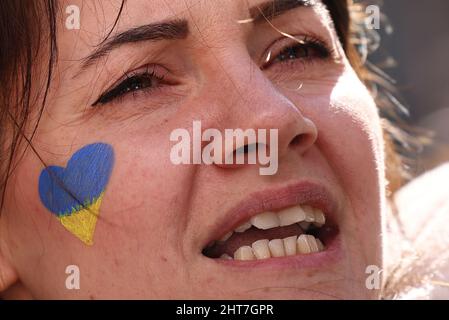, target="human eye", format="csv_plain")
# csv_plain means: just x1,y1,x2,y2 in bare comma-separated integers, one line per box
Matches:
262,35,334,70
92,64,172,106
